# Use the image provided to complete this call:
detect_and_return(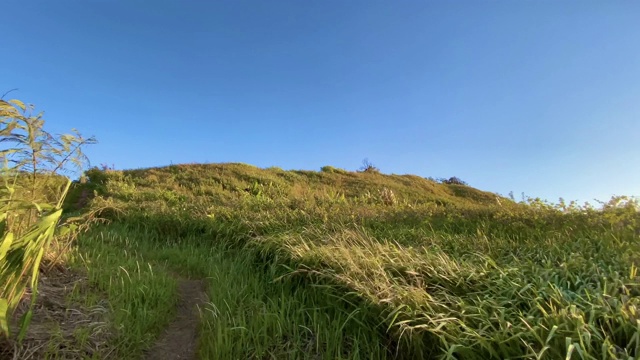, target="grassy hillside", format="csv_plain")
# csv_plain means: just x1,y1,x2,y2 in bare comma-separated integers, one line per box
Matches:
63,163,640,359
89,162,503,208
